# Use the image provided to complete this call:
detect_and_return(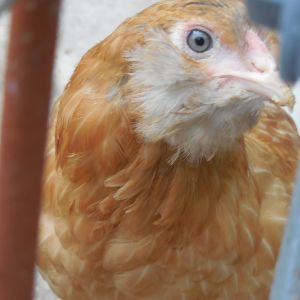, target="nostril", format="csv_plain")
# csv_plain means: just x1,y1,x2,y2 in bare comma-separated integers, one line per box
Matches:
251,62,266,73
248,54,276,74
